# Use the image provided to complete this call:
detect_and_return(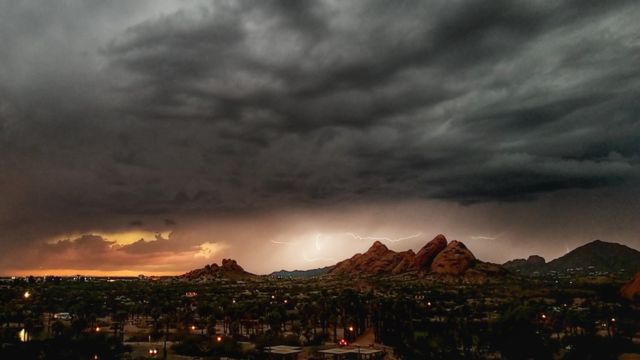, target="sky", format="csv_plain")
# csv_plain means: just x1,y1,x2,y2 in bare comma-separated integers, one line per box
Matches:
0,0,639,276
